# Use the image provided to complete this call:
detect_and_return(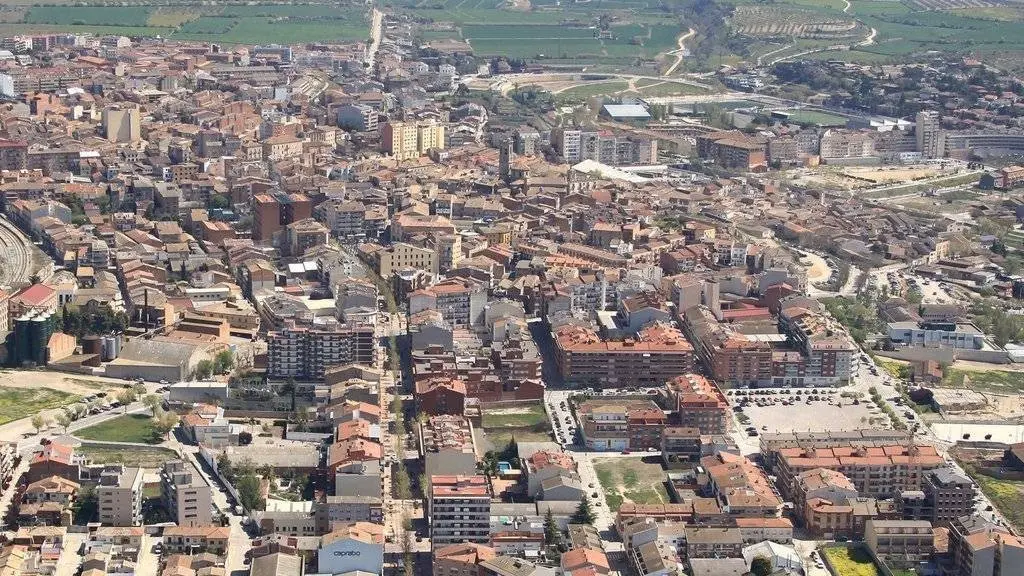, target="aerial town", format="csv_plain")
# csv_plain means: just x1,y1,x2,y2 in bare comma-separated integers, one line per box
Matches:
0,1,1022,576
